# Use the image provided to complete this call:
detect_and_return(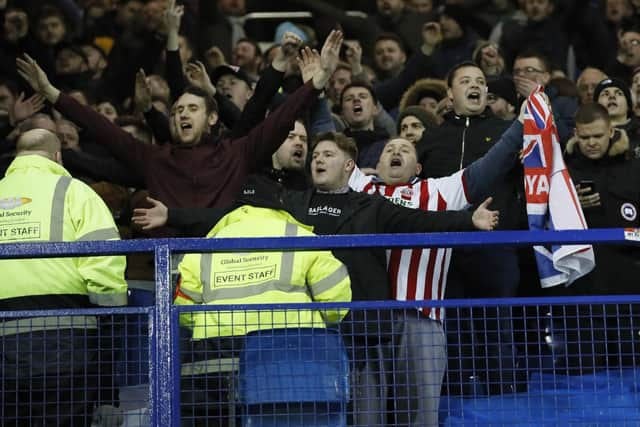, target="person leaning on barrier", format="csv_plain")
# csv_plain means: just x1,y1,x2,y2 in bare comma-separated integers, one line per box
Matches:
175,196,352,426
0,129,127,426
133,132,499,427
346,100,526,426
